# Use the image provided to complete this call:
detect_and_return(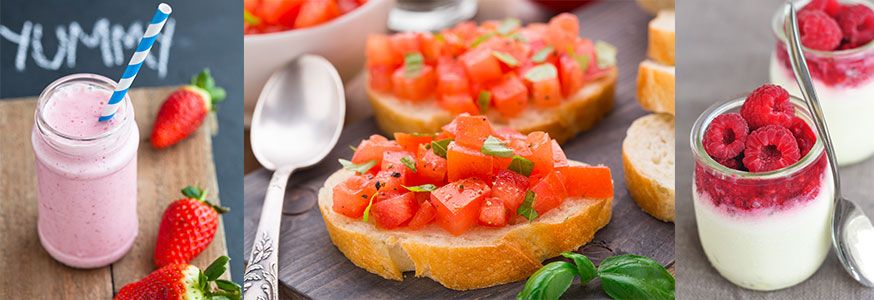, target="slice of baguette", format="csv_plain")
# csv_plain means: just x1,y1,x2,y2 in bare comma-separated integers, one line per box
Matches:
647,10,675,66
318,161,613,290
622,113,675,222
636,60,675,116
367,68,617,144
